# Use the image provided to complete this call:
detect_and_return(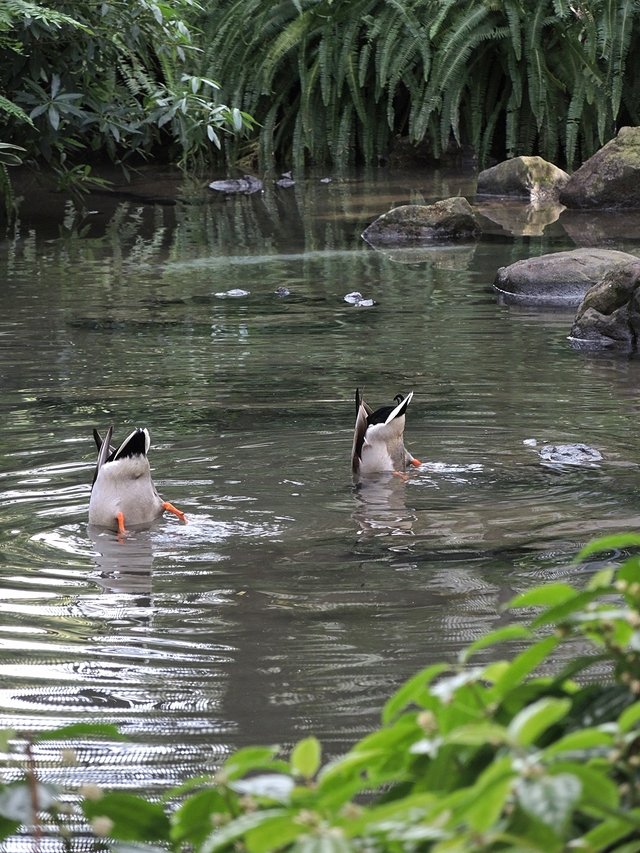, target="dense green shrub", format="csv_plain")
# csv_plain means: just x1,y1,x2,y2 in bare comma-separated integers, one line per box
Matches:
0,0,254,183
3,533,640,851
198,0,640,171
